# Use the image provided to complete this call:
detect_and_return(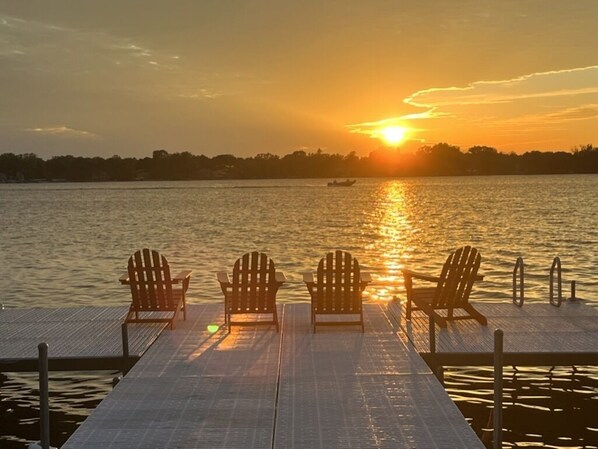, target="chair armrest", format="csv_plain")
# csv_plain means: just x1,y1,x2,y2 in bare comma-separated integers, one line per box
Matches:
402,268,439,283
302,272,314,284
173,270,192,283
217,271,231,286
360,272,372,284
275,271,286,284
475,274,484,281
119,272,130,285
173,270,192,292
